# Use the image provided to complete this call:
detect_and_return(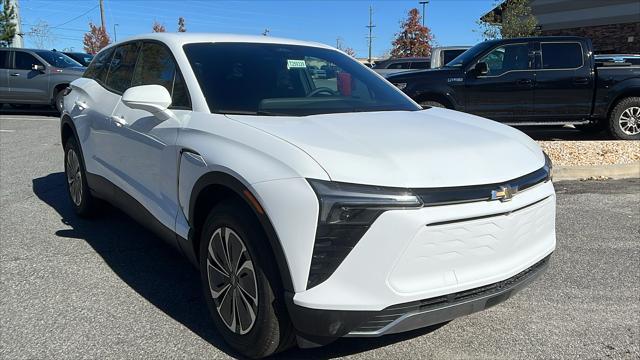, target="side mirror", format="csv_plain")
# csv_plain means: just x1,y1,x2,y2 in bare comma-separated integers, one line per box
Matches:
474,62,489,76
121,85,173,121
32,64,45,72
